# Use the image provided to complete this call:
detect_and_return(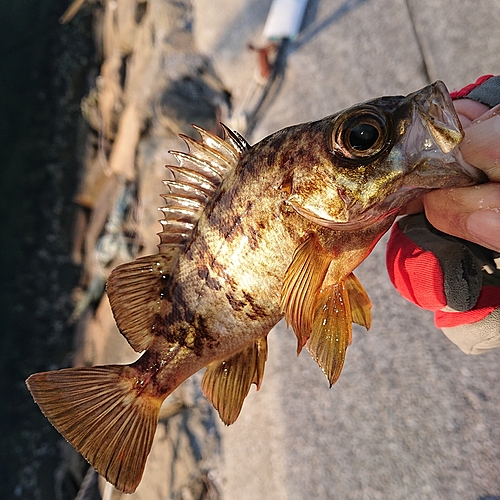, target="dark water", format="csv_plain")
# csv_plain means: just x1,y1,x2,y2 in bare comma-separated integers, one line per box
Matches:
0,2,94,498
